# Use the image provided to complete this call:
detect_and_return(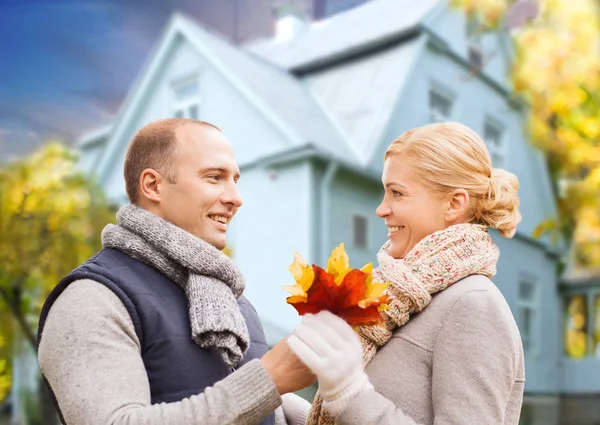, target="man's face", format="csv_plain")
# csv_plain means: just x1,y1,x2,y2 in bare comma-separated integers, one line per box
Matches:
157,124,242,250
